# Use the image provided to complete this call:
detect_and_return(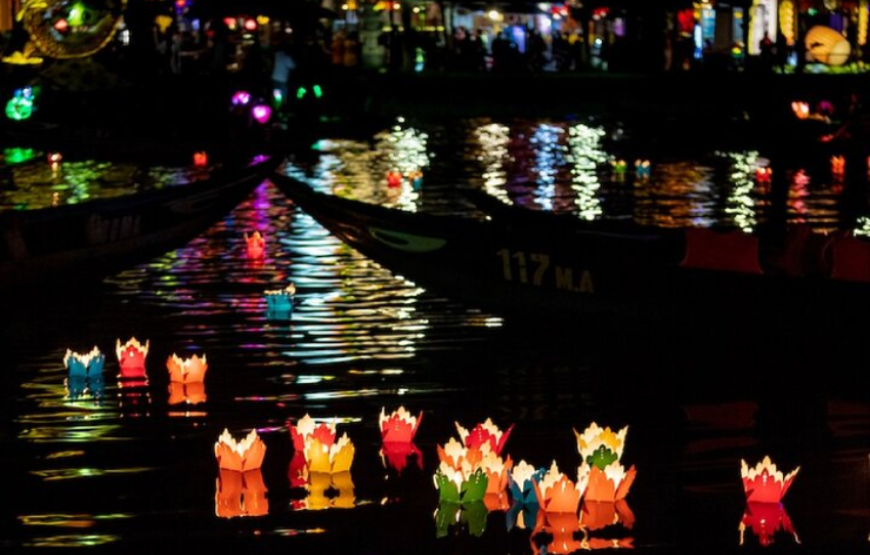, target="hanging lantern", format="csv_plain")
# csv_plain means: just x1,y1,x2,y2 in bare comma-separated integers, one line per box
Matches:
64,347,104,378
193,151,208,167
116,337,149,378
215,468,269,518
574,423,628,469
805,26,851,66
455,418,515,456
245,231,266,259
215,428,267,471
741,457,799,503
380,406,423,443
532,461,583,514
166,353,208,383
